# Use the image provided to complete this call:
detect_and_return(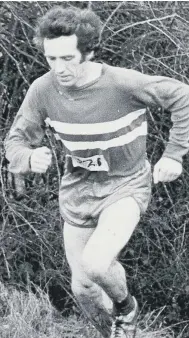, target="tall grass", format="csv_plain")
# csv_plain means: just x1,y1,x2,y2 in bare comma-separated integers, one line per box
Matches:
0,281,175,338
